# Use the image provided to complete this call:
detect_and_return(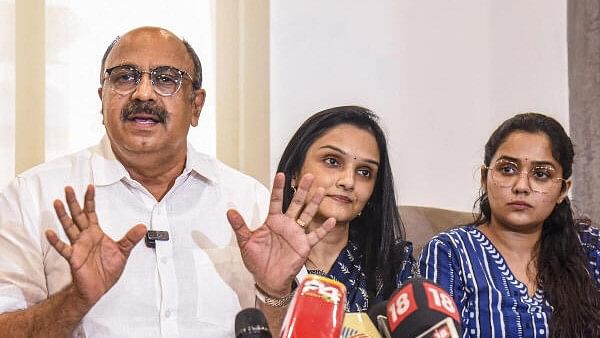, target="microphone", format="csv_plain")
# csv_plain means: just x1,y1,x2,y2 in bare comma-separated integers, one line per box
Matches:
368,301,392,338
235,308,272,338
415,317,460,338
279,274,347,338
340,312,382,338
144,230,169,248
386,278,461,338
